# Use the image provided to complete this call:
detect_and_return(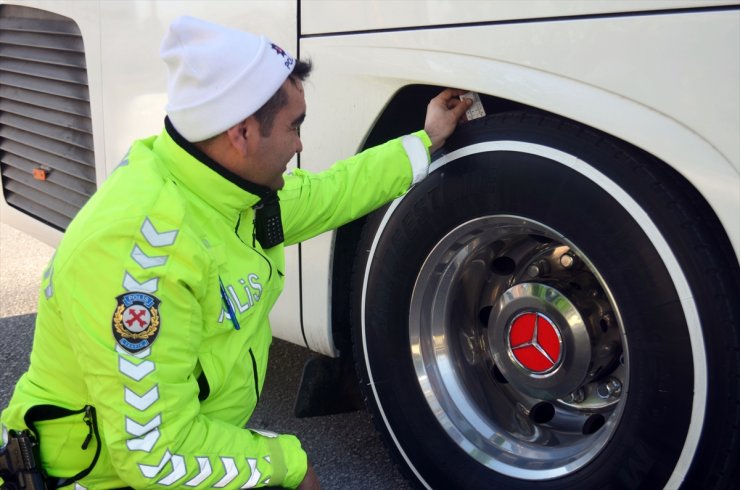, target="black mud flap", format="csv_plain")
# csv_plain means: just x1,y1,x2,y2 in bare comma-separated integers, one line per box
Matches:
294,354,364,417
